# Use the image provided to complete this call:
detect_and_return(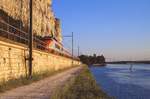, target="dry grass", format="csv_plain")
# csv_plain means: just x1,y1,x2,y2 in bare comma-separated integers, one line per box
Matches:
51,66,112,99
0,66,79,93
